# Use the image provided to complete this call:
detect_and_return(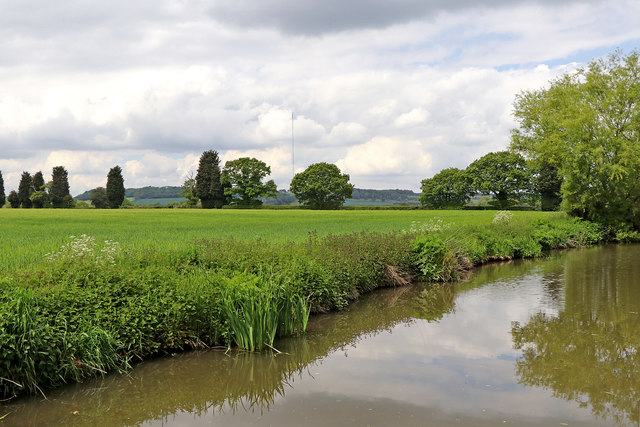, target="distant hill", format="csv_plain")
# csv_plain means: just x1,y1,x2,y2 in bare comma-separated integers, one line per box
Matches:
76,186,420,206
